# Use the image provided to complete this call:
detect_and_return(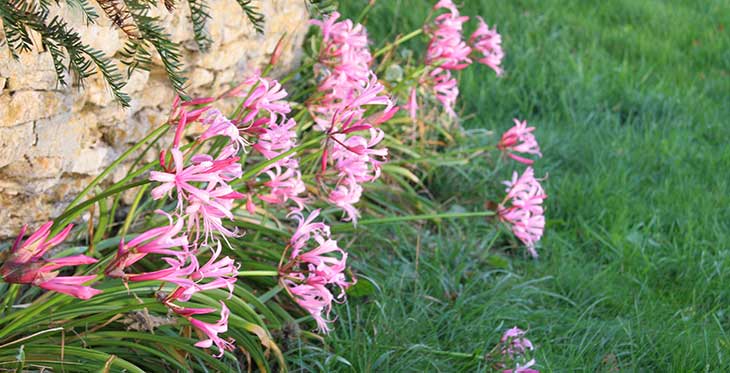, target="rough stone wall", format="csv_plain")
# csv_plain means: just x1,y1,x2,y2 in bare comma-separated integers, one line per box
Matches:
0,0,308,238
